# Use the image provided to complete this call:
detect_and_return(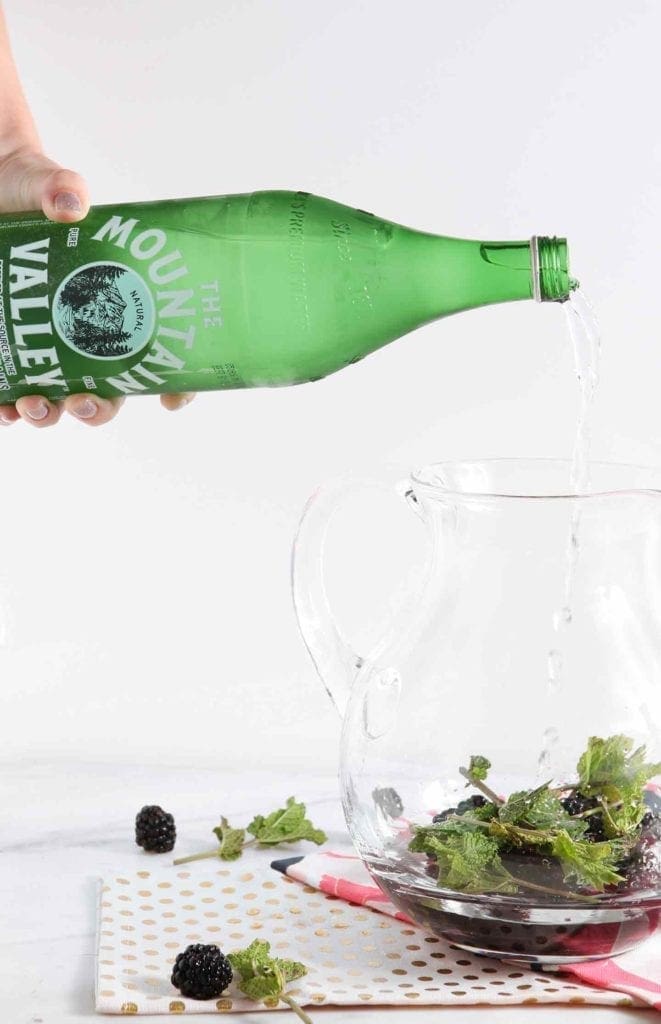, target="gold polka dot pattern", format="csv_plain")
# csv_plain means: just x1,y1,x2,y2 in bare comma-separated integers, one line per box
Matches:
95,867,631,1014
